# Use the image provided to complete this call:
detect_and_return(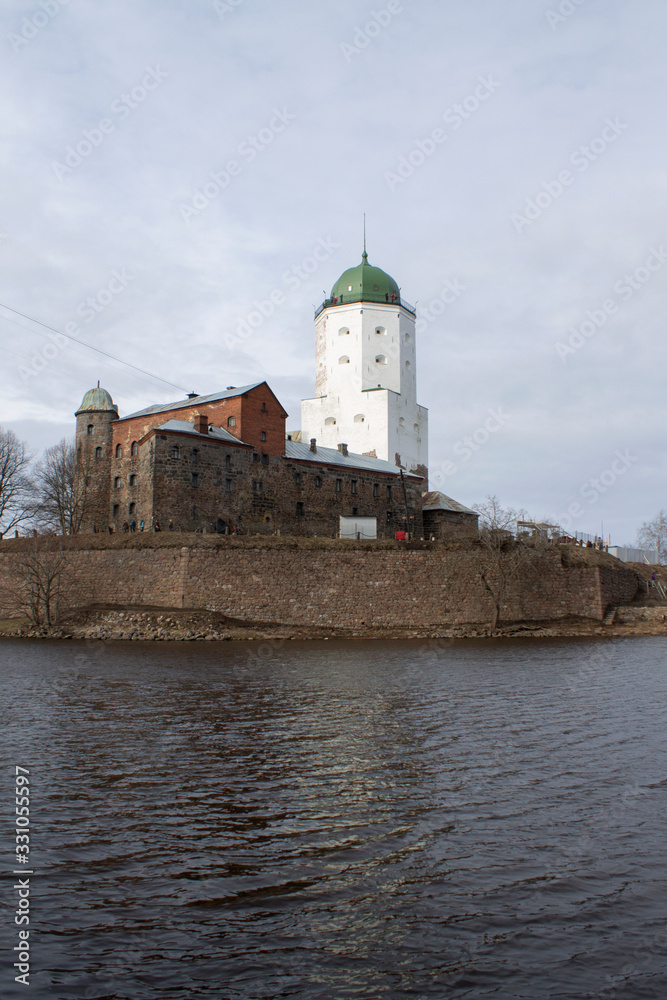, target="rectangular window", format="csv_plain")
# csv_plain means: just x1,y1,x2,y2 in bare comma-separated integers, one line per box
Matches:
351,480,357,494
314,475,322,488
252,480,263,493
225,479,232,493
296,502,304,517
386,484,392,501
252,453,260,463
336,479,342,493
294,472,301,485
114,477,120,489
373,483,379,498
112,504,119,517
225,455,231,469
87,424,93,435
262,453,269,465
129,502,136,516
260,431,267,441
191,473,199,487
129,474,137,487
